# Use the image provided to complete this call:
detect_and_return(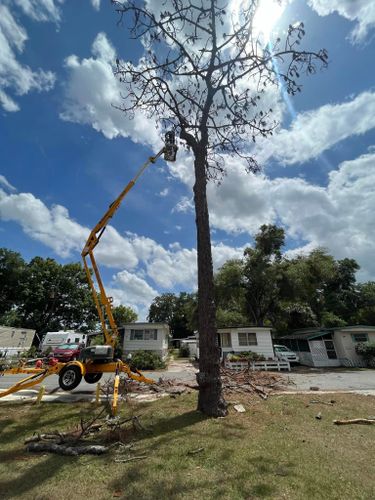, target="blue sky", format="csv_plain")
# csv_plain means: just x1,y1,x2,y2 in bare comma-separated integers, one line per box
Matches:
1,0,375,320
